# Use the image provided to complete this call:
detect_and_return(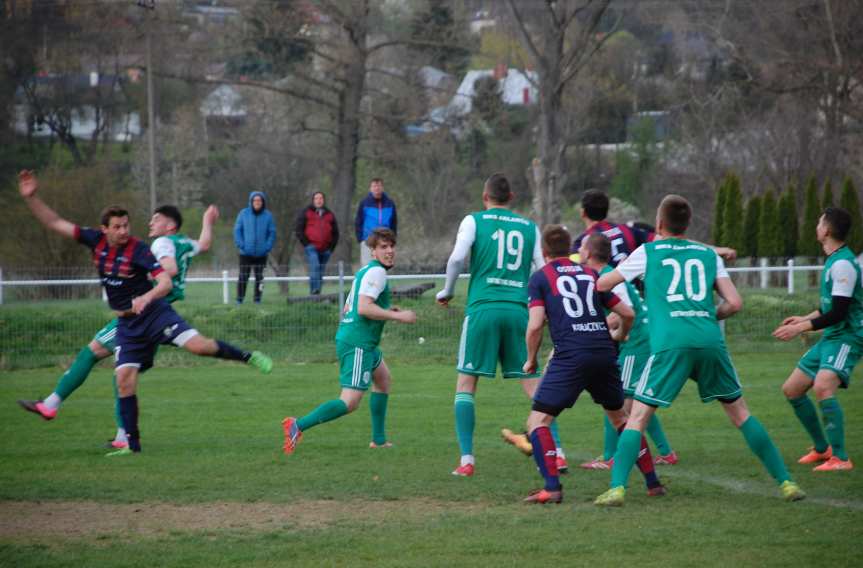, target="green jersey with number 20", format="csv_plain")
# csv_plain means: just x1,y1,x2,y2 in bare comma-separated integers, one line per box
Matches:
464,208,542,310
335,260,391,349
616,239,727,352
